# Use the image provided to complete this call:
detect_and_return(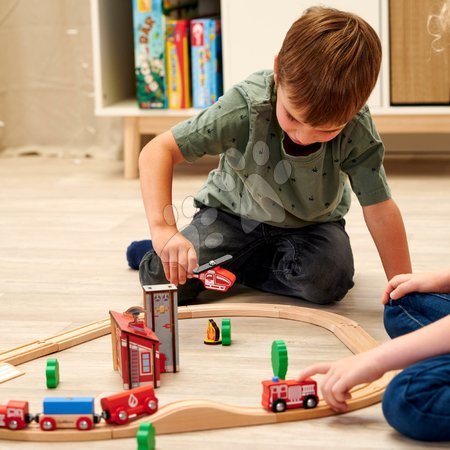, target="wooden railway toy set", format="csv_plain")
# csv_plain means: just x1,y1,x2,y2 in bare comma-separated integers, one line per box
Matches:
0,255,395,443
